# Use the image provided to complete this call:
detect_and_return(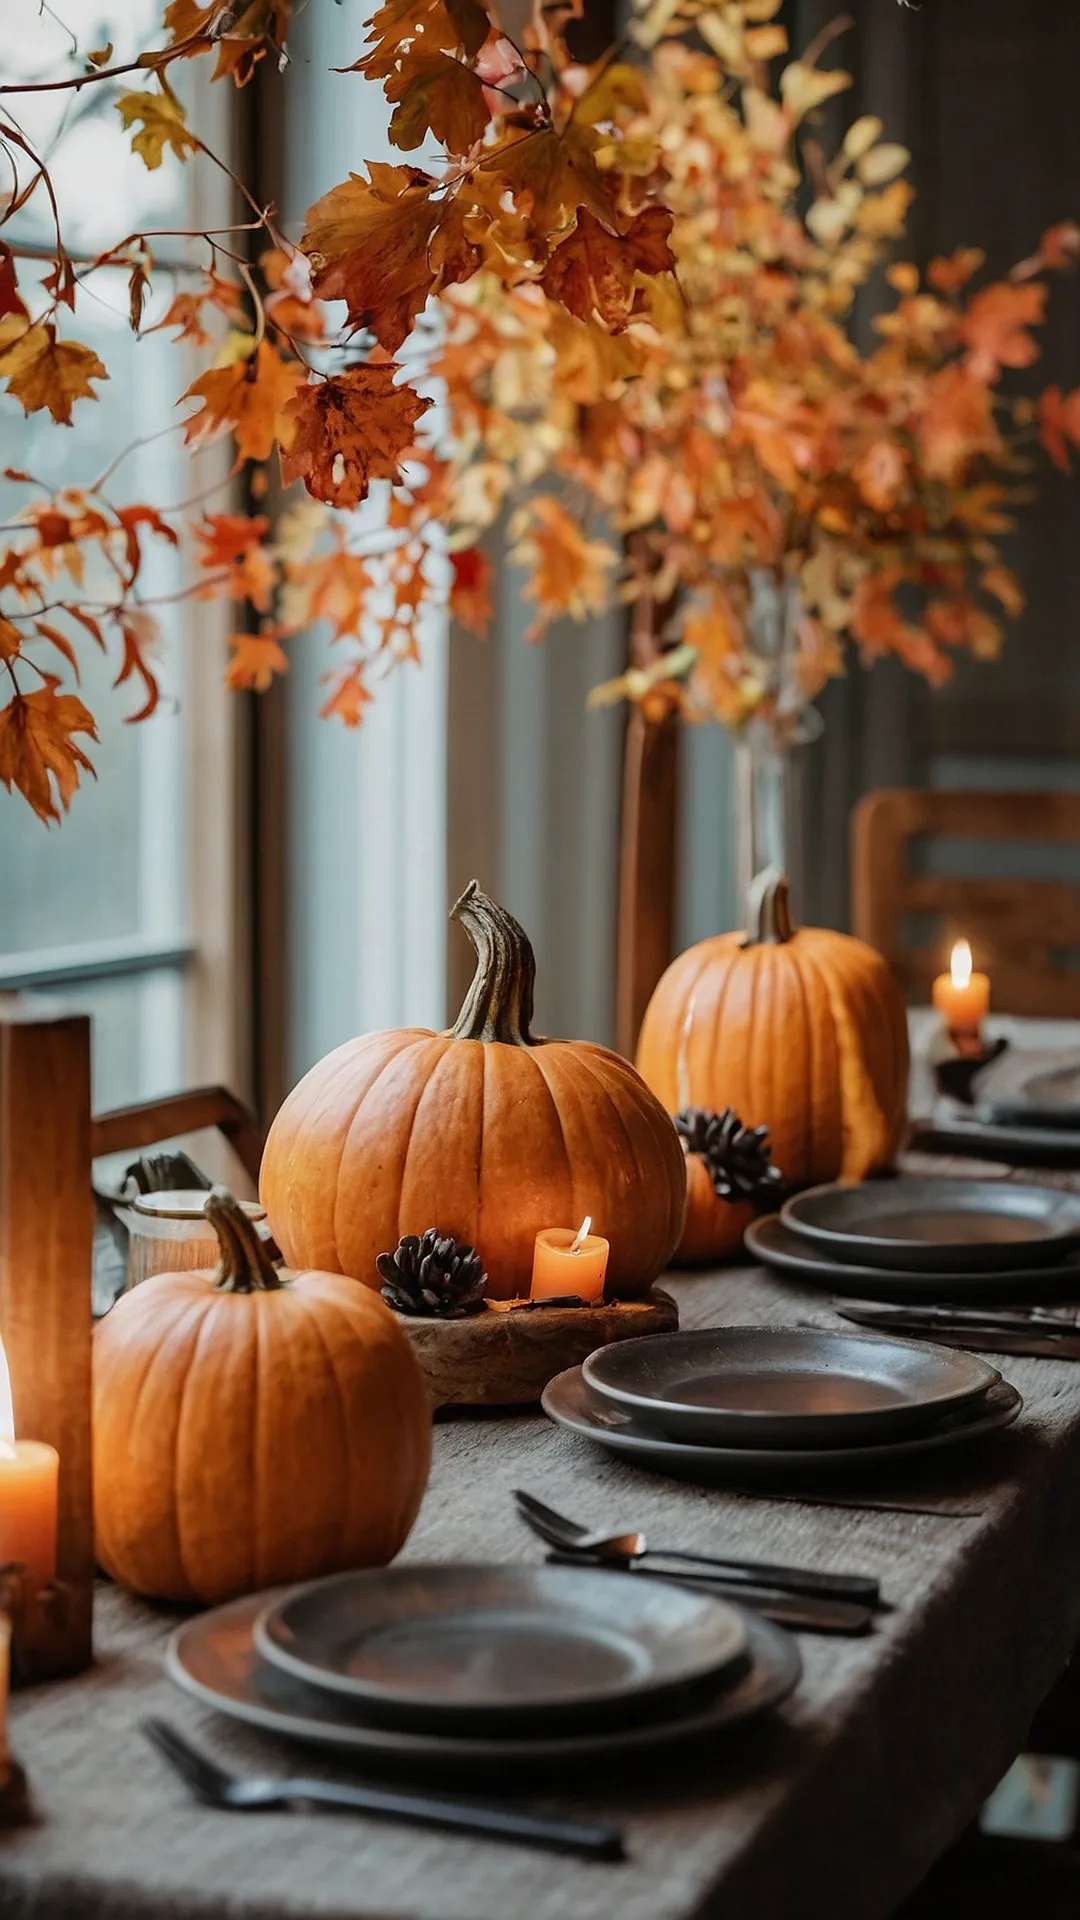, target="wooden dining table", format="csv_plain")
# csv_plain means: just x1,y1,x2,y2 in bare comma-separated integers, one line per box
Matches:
5,1148,1080,1920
